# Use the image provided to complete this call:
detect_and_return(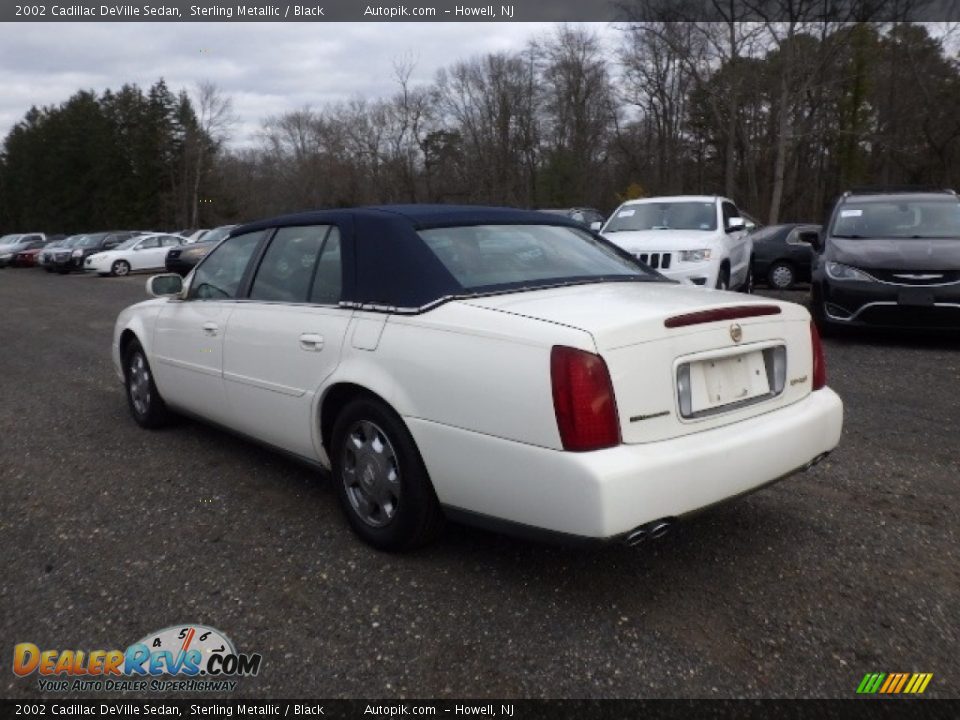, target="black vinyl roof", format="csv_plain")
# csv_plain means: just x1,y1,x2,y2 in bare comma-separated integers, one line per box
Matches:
233,204,584,235
228,205,597,312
